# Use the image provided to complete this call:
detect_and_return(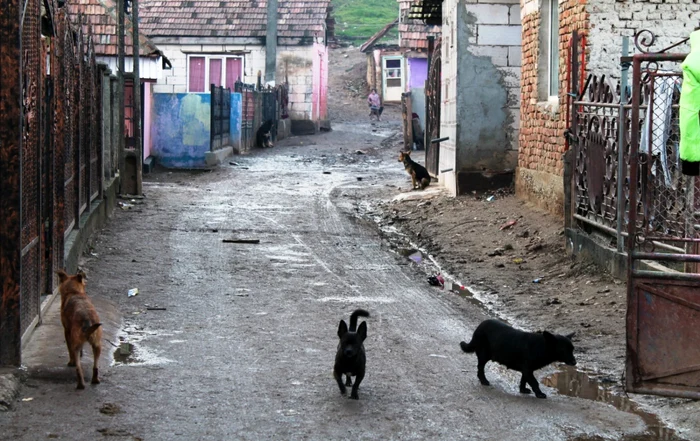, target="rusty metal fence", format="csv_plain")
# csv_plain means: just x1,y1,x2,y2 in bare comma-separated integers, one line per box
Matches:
234,80,288,152
3,2,113,355
568,29,700,399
